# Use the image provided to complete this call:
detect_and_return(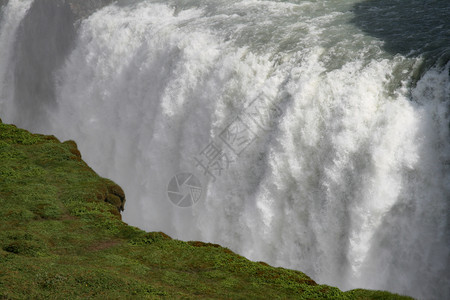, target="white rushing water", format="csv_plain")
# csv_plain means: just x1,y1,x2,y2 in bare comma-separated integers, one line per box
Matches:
1,0,449,299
